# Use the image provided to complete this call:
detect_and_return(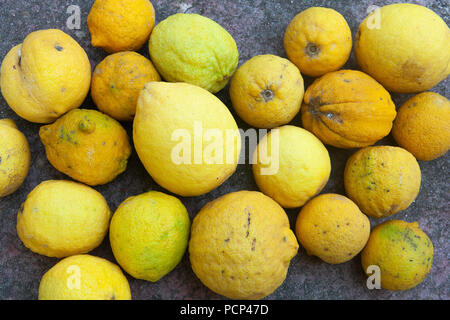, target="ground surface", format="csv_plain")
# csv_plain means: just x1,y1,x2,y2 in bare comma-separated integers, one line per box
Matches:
0,0,448,300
